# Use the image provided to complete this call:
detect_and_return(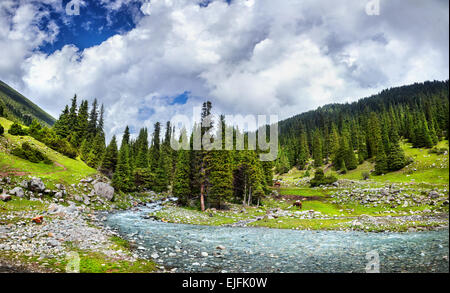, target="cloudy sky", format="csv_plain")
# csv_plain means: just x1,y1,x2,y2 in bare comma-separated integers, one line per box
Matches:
0,0,448,140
